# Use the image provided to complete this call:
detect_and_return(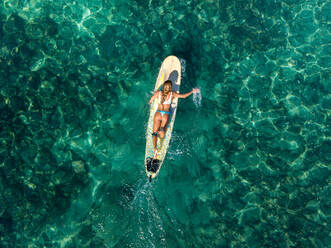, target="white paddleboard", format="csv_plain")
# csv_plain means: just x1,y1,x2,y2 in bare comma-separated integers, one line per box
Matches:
145,55,181,181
